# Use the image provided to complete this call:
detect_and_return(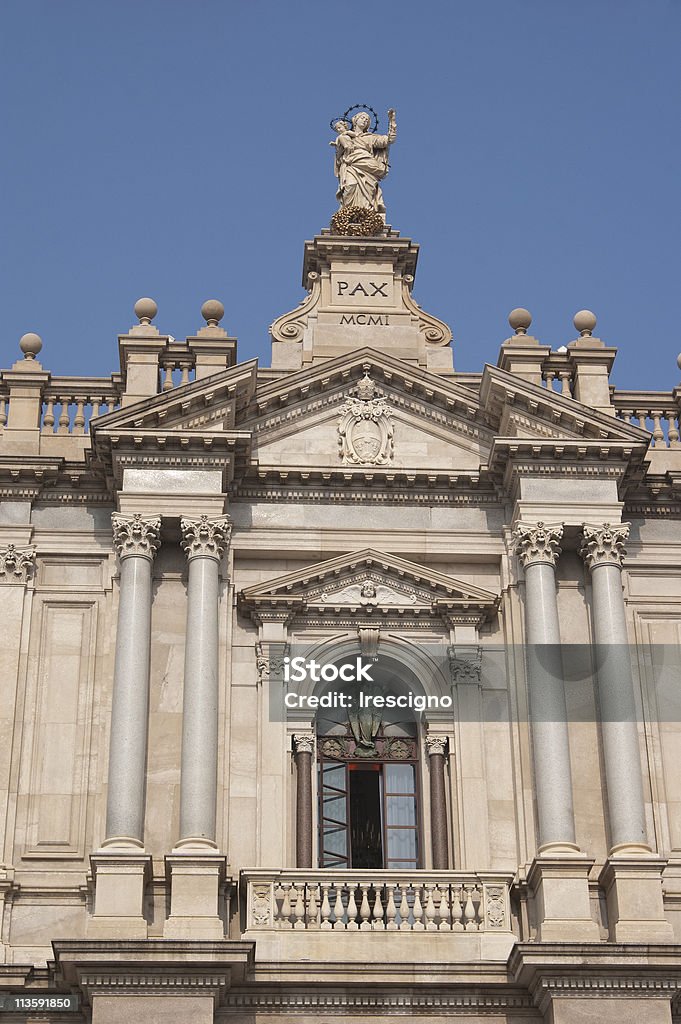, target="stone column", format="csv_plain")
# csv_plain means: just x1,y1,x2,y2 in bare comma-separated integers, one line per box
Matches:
177,514,231,847
513,522,577,853
89,513,160,939
425,734,449,870
581,523,672,941
513,523,598,941
165,515,230,940
293,733,314,869
105,513,161,845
